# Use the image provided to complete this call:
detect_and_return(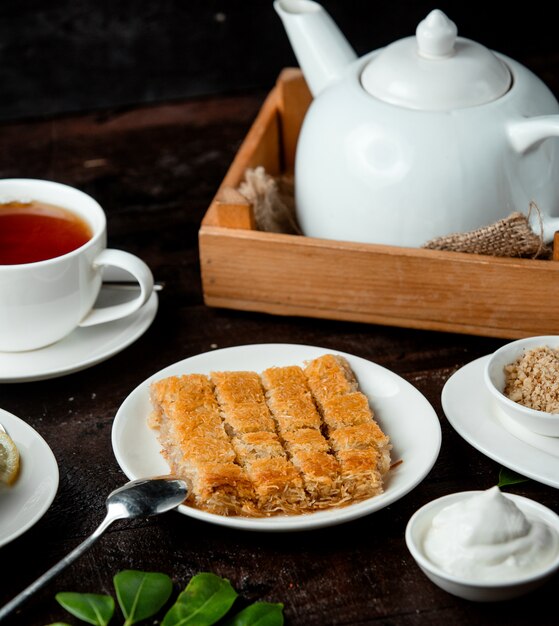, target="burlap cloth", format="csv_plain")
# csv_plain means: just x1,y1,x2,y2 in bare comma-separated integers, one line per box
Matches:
238,167,552,259
238,167,301,235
